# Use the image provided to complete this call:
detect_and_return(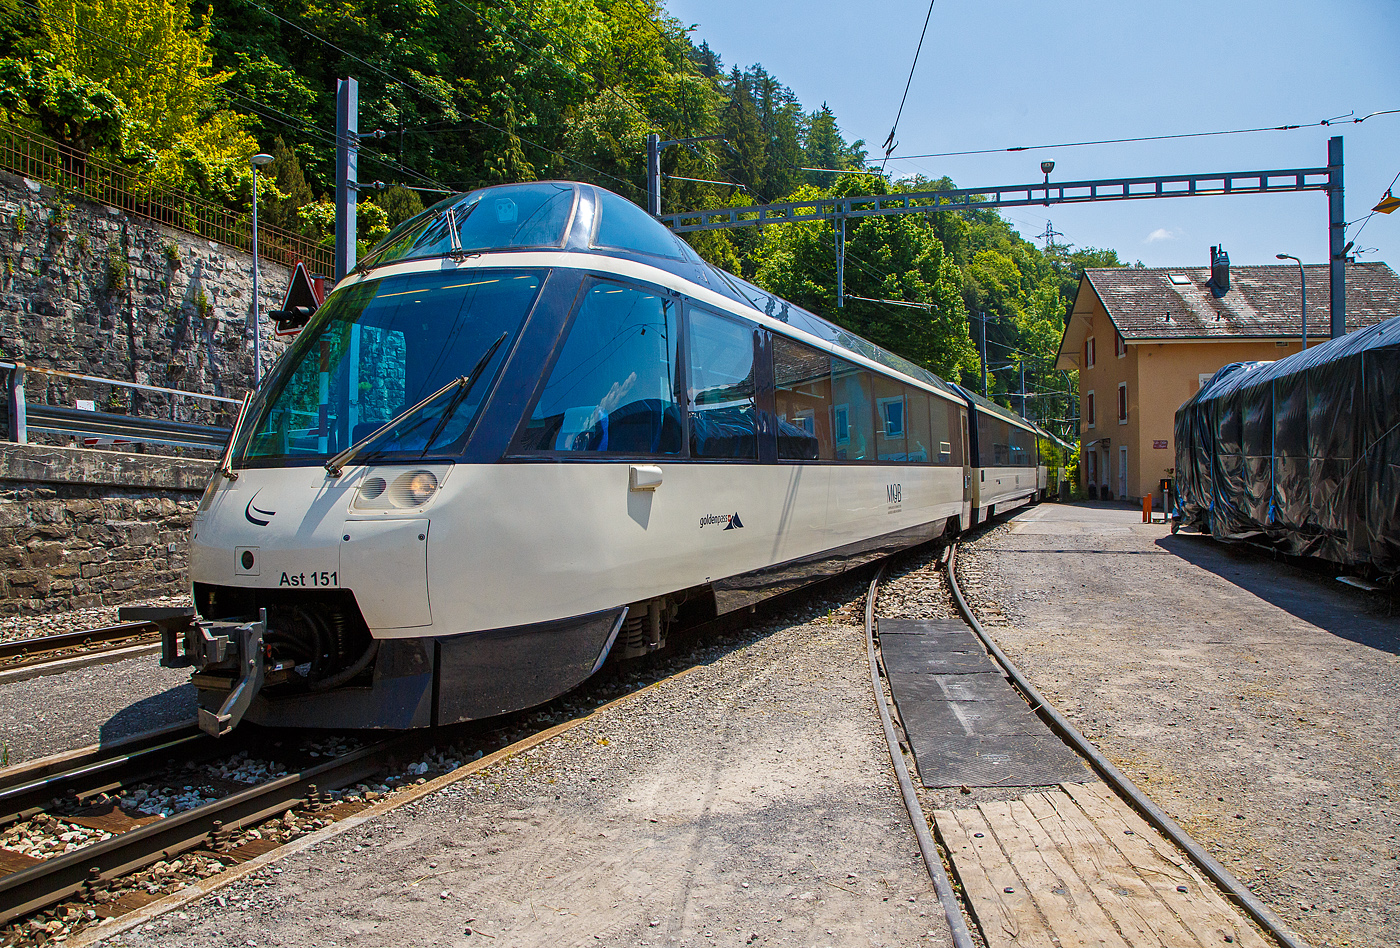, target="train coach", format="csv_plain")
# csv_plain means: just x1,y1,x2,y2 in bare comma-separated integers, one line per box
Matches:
167,181,1046,735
